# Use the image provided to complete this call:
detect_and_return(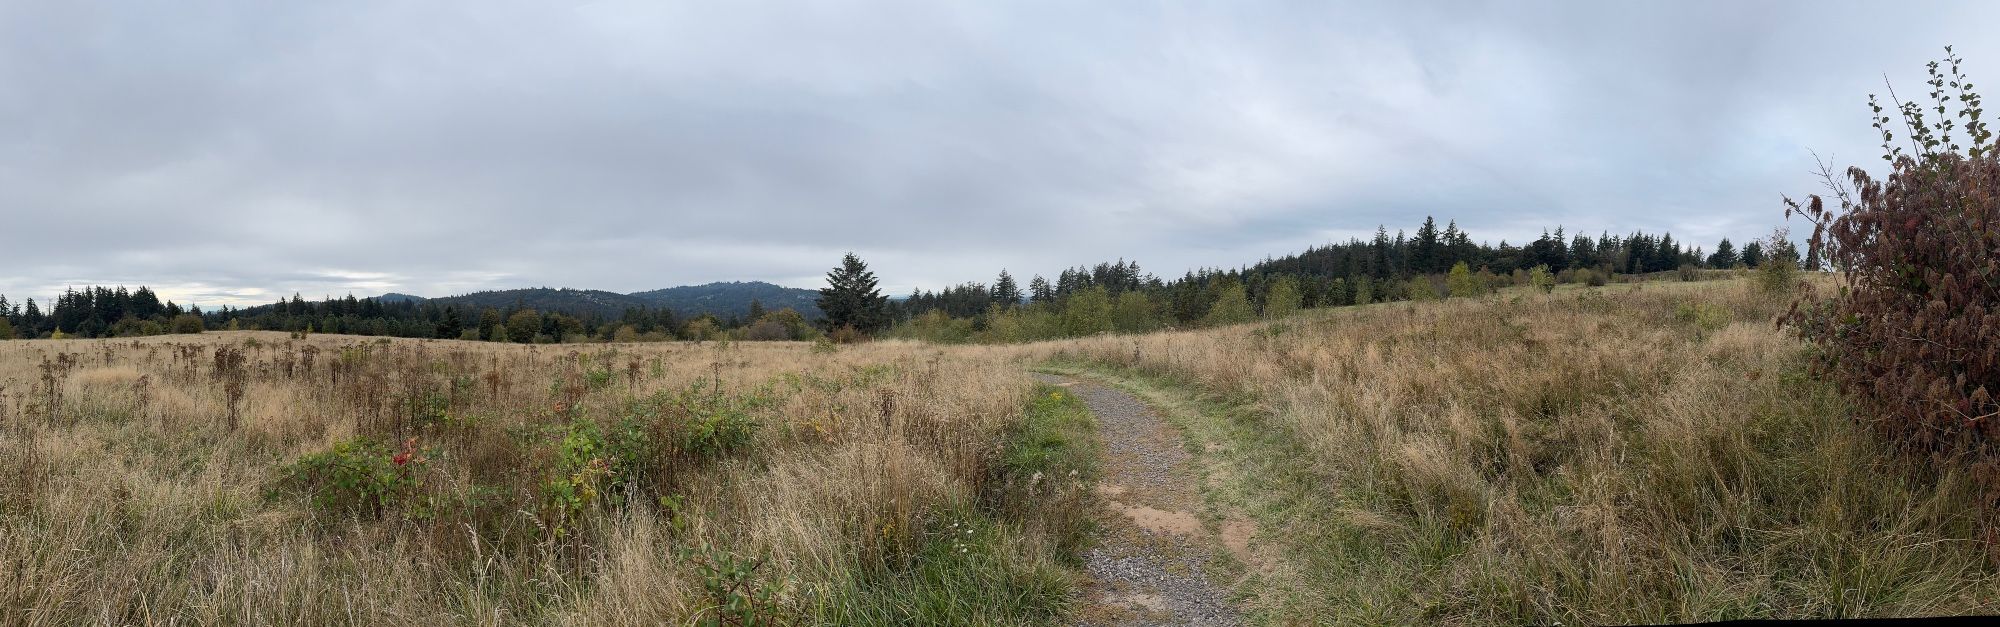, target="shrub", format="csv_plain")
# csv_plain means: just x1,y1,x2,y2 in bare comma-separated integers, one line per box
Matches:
0,318,13,340
1528,265,1557,294
1677,264,1702,282
1784,48,2000,462
169,314,205,334
1755,229,1802,295
1446,261,1486,298
282,437,428,517
827,324,862,345
1674,301,1730,337
1583,268,1609,287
